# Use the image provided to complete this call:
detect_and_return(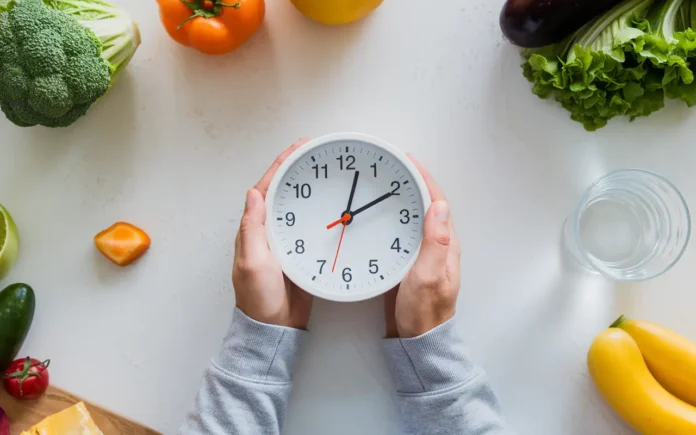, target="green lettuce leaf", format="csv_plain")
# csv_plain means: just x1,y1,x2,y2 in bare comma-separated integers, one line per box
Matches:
522,0,696,130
